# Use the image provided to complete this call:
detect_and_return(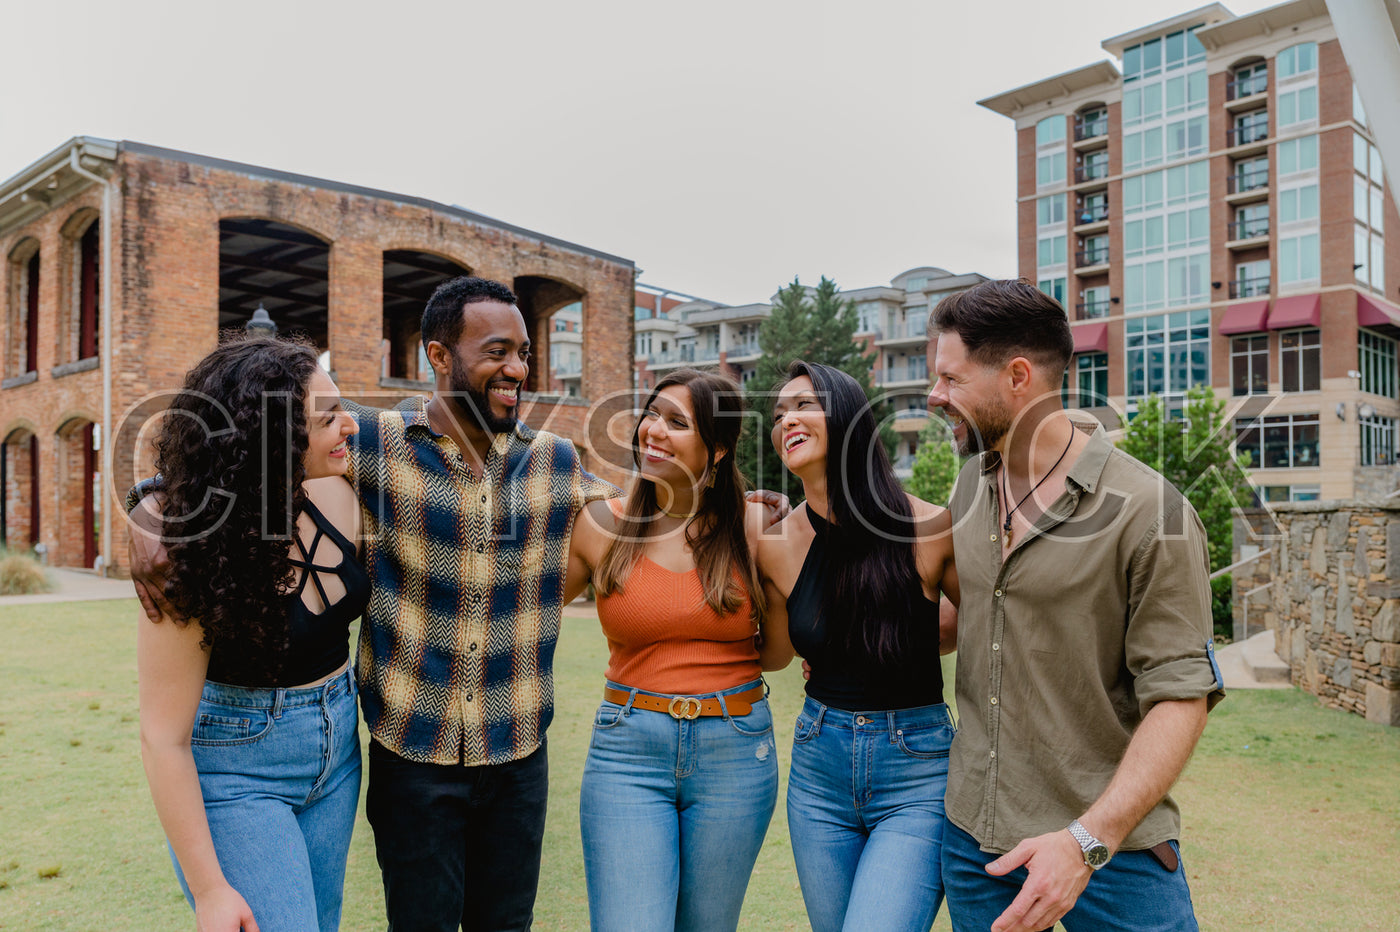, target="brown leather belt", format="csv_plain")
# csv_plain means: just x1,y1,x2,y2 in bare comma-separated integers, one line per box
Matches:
602,684,766,720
